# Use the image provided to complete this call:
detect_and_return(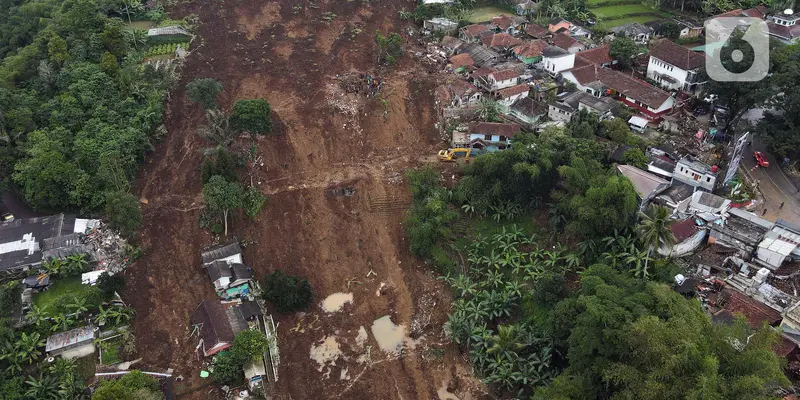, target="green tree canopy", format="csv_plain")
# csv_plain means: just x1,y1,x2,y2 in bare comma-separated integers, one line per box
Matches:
262,270,314,313
202,175,243,236
537,264,790,399
609,36,639,69
186,78,223,110
104,191,141,237
230,99,272,135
